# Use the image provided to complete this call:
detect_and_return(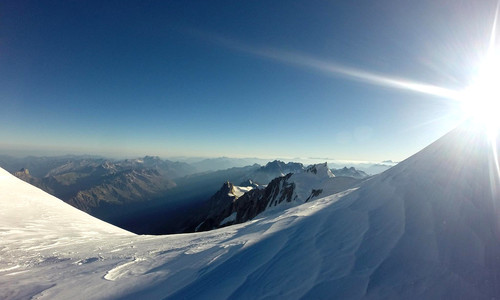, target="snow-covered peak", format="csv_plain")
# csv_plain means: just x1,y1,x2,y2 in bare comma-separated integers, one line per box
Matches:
262,160,303,173
305,162,335,178
285,163,341,204
247,160,305,185
216,181,254,199
331,166,369,179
